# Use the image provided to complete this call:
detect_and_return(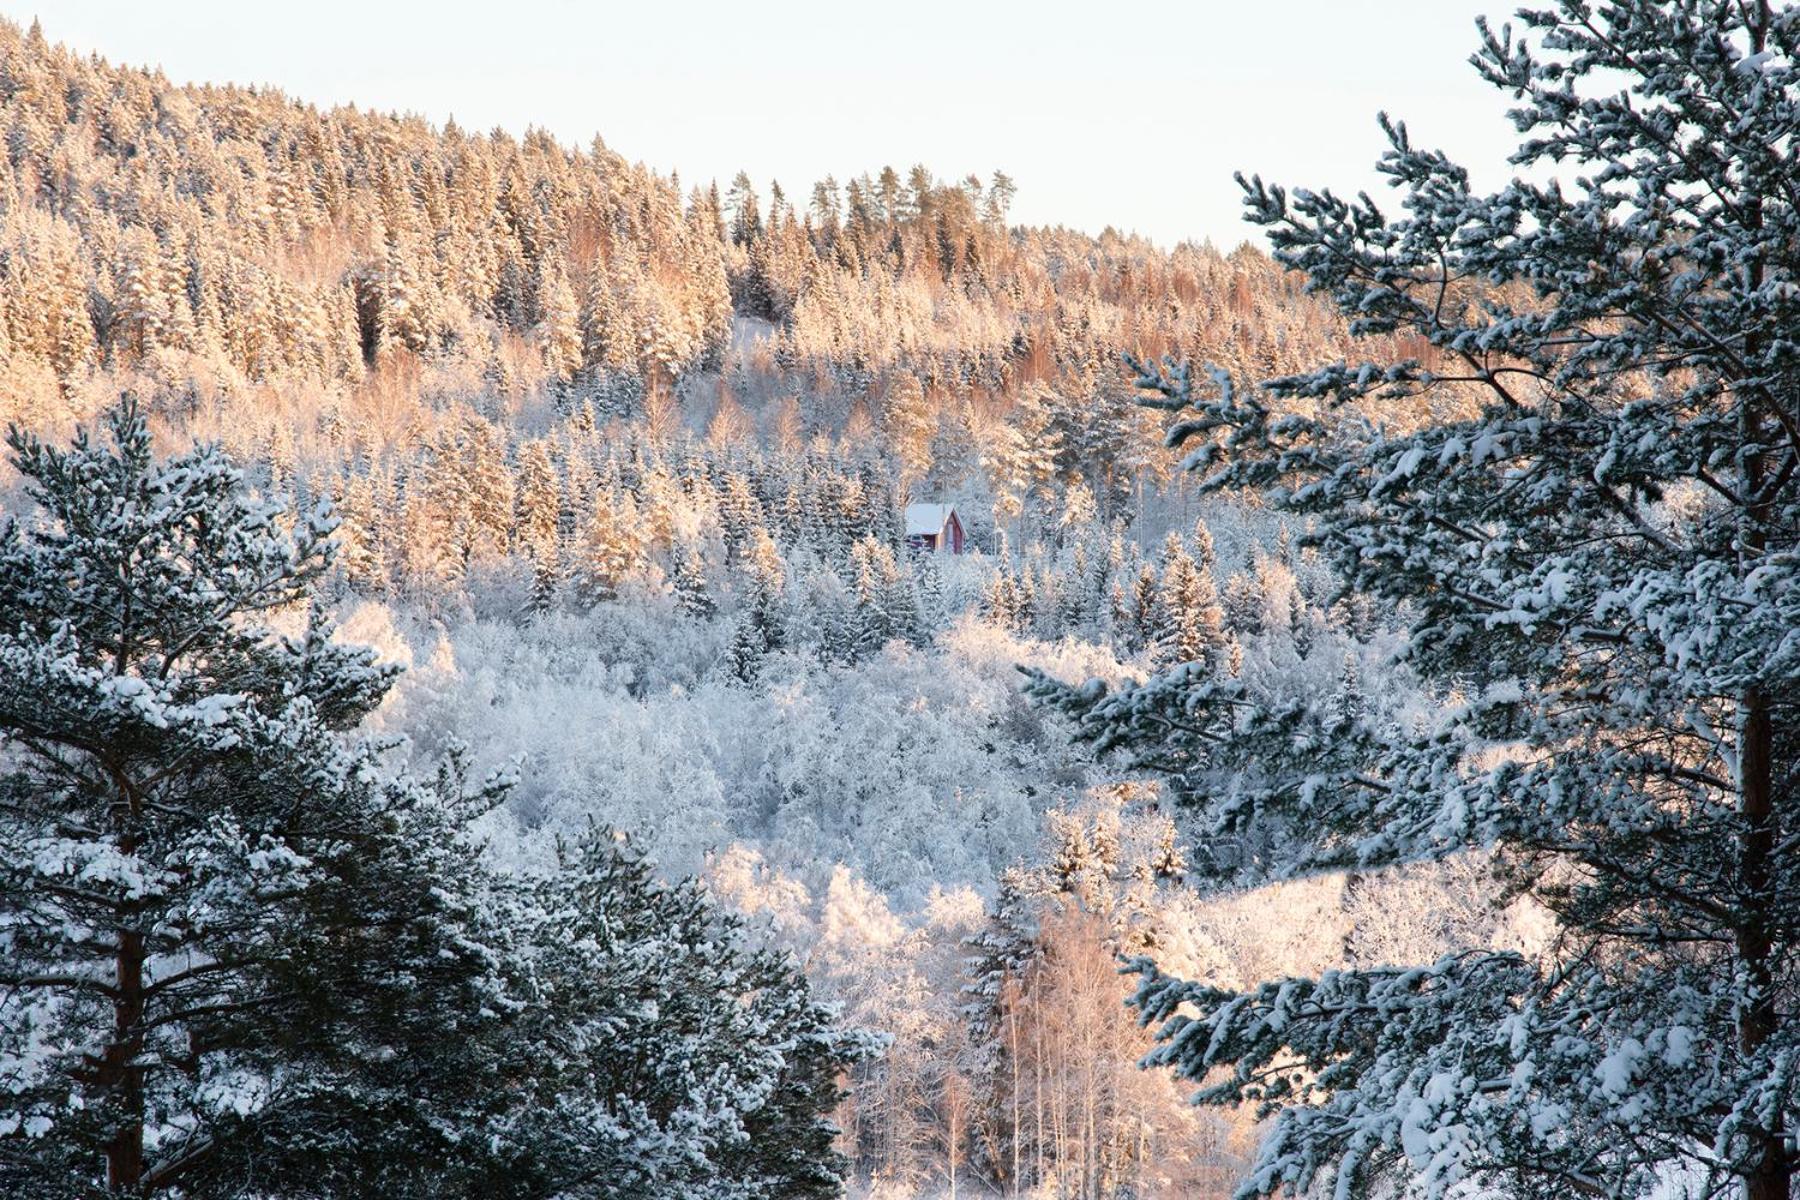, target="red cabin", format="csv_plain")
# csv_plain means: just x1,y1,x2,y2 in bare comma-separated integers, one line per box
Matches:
904,503,965,555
